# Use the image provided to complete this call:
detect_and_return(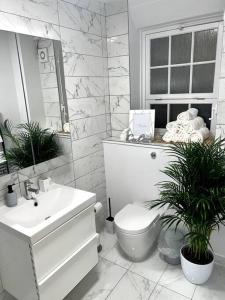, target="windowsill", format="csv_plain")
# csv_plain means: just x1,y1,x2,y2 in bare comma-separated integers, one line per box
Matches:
104,134,215,148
